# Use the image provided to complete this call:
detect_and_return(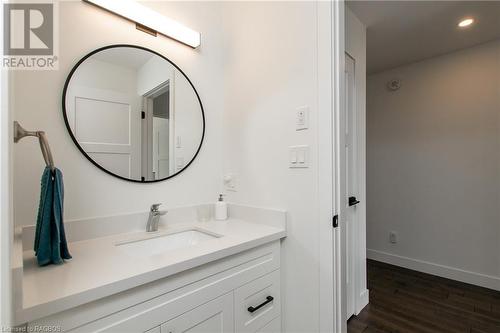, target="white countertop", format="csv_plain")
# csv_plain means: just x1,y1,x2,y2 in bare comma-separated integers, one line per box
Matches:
20,217,286,322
